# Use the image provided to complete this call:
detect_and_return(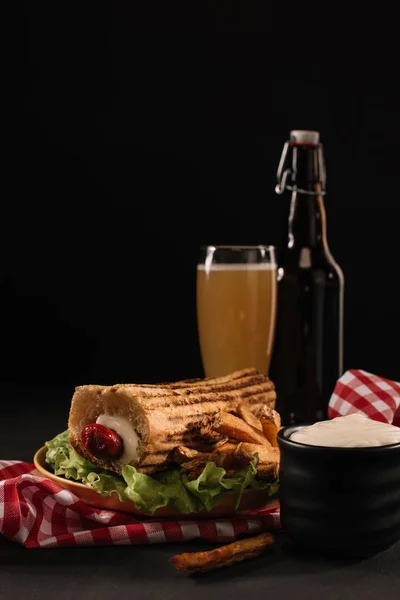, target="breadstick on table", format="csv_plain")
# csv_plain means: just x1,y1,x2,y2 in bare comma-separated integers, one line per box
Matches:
170,532,275,573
